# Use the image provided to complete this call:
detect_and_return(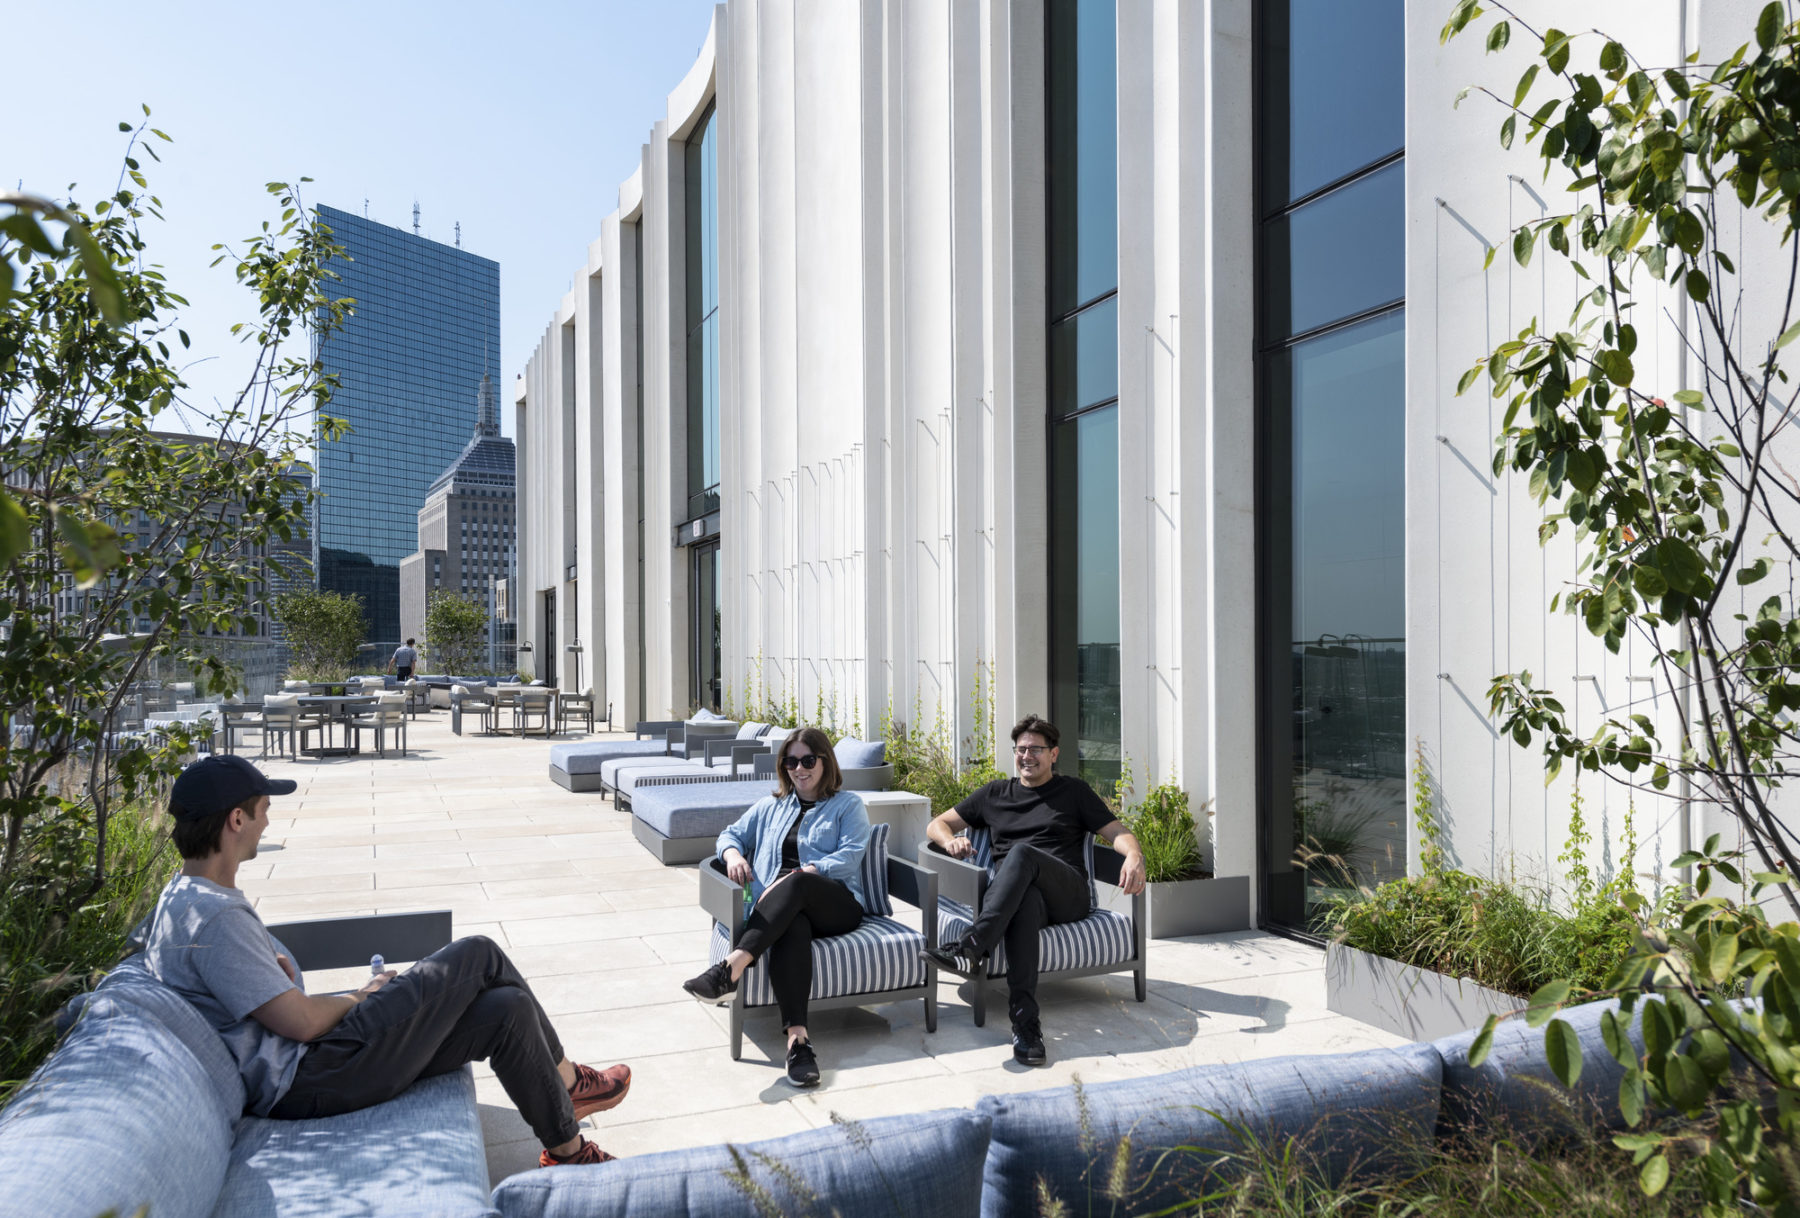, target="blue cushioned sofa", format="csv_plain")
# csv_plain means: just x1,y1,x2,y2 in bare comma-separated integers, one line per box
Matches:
486,998,1644,1218
0,911,491,1218
547,721,685,791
